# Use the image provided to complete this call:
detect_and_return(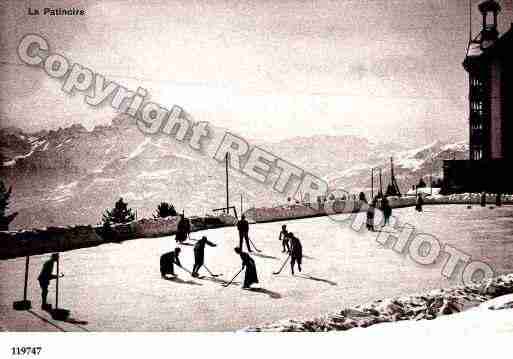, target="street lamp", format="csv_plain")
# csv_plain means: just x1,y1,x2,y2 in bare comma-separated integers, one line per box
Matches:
371,167,383,200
